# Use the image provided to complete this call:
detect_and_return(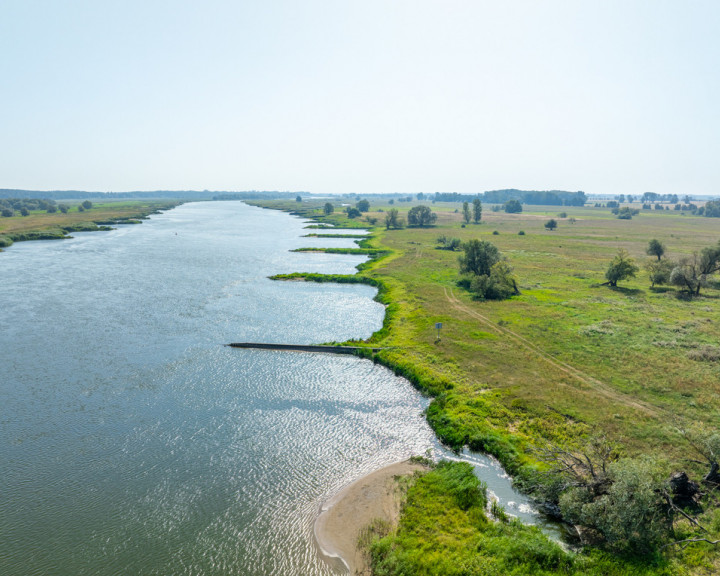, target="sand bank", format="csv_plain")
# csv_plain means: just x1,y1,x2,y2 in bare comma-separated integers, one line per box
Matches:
314,460,427,575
